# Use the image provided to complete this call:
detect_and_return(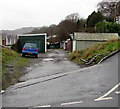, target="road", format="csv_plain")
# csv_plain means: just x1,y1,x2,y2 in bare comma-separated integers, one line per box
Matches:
1,49,119,108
